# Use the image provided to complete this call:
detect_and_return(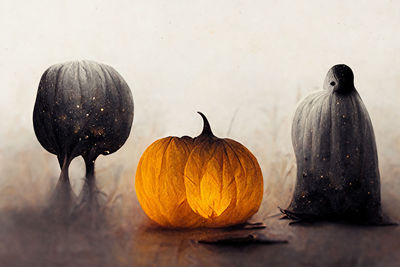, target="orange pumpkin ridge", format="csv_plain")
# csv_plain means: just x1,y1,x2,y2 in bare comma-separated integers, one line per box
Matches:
135,112,263,228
